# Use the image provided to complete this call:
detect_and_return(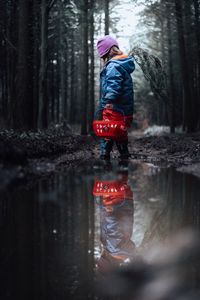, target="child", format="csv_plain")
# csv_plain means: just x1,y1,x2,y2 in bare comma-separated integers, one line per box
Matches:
94,171,136,274
96,35,135,160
